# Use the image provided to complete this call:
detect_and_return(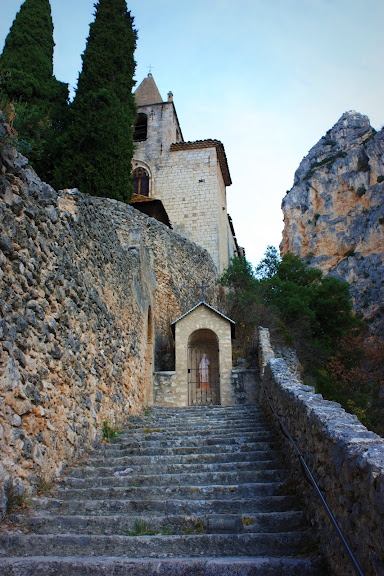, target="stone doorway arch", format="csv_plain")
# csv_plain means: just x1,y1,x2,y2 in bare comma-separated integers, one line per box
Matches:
188,329,220,405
